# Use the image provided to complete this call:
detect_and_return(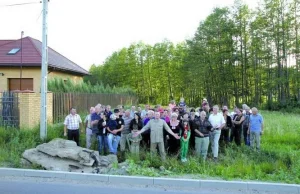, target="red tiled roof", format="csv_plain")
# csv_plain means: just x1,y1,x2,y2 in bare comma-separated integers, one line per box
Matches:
0,40,14,46
0,36,89,75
